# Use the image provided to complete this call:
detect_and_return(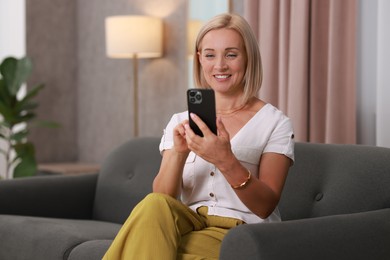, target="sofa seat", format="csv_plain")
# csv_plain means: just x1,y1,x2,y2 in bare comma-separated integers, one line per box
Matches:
0,215,120,260
68,240,113,260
